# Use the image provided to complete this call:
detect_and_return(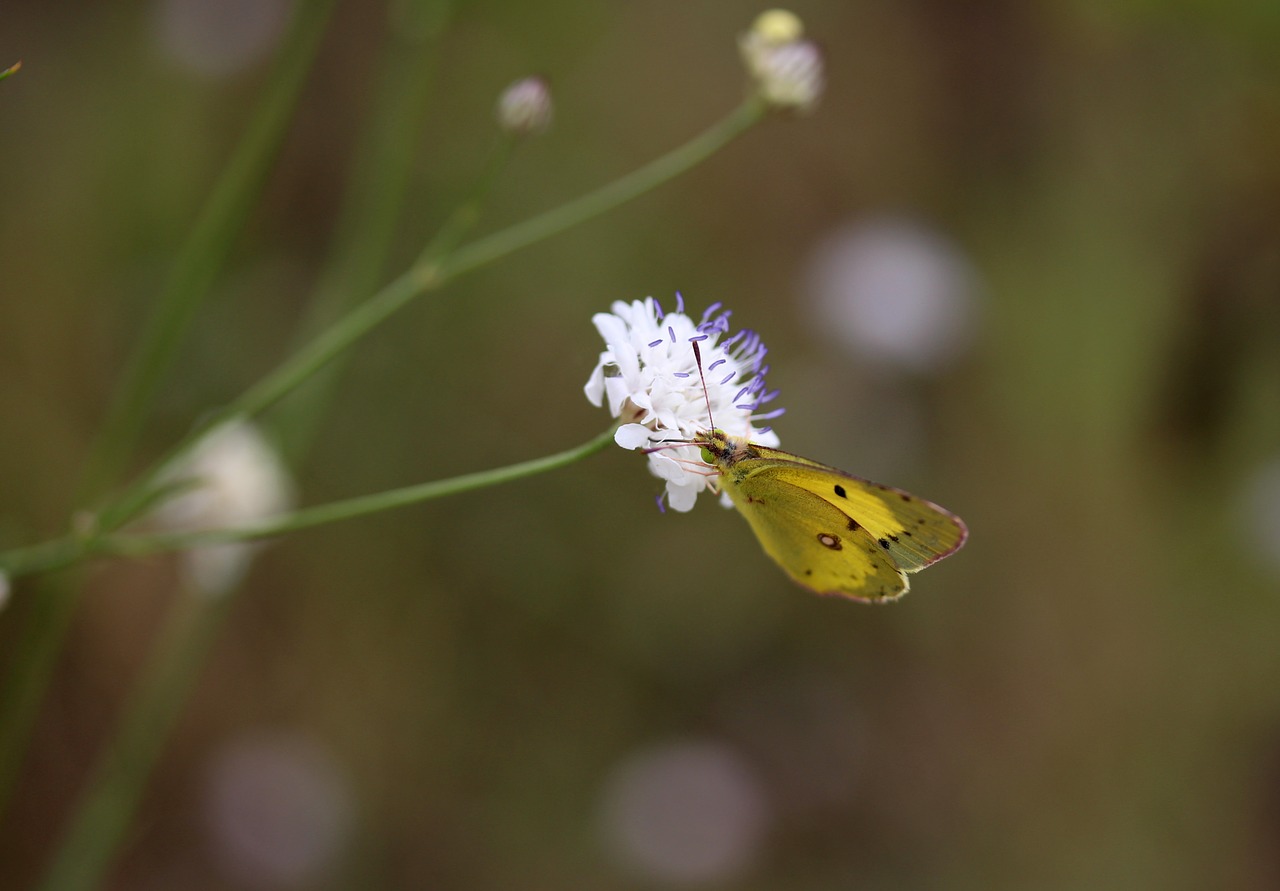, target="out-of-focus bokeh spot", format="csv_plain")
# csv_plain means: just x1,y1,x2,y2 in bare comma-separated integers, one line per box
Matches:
1238,457,1280,574
804,216,980,374
153,0,293,78
203,730,354,888
599,739,769,884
